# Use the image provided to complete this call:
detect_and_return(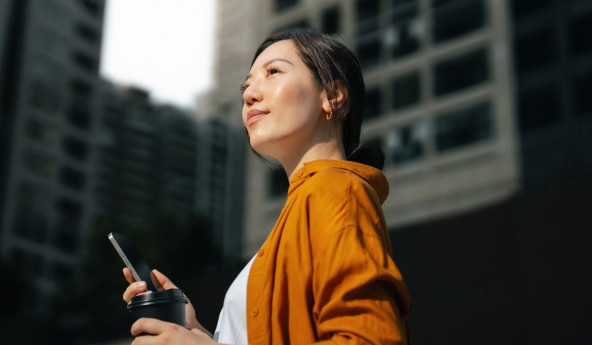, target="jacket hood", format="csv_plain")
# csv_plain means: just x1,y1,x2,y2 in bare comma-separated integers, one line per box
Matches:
289,159,389,203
